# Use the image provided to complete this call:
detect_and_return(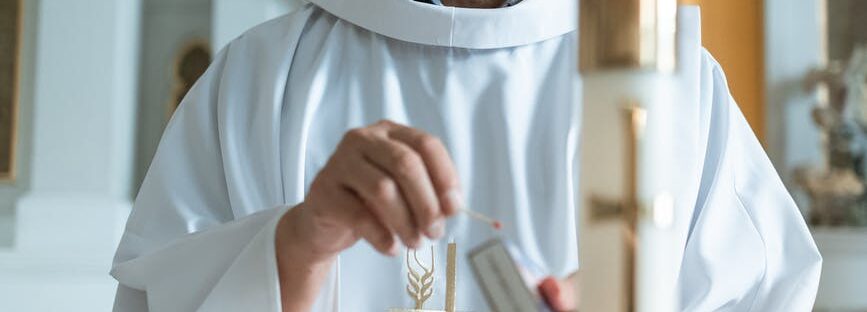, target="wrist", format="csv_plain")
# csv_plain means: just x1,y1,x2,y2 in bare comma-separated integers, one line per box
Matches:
275,204,337,267
274,204,335,311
